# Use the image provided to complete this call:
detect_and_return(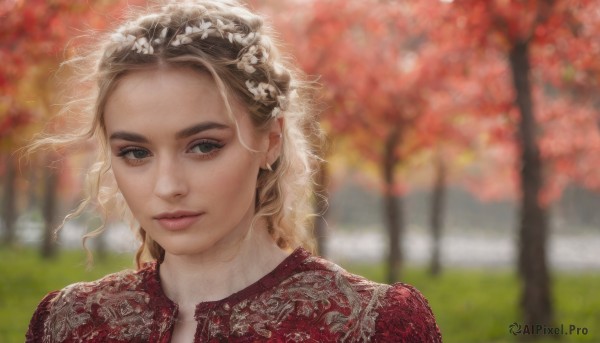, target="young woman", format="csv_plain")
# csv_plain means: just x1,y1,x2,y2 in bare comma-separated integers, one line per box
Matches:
26,1,441,342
